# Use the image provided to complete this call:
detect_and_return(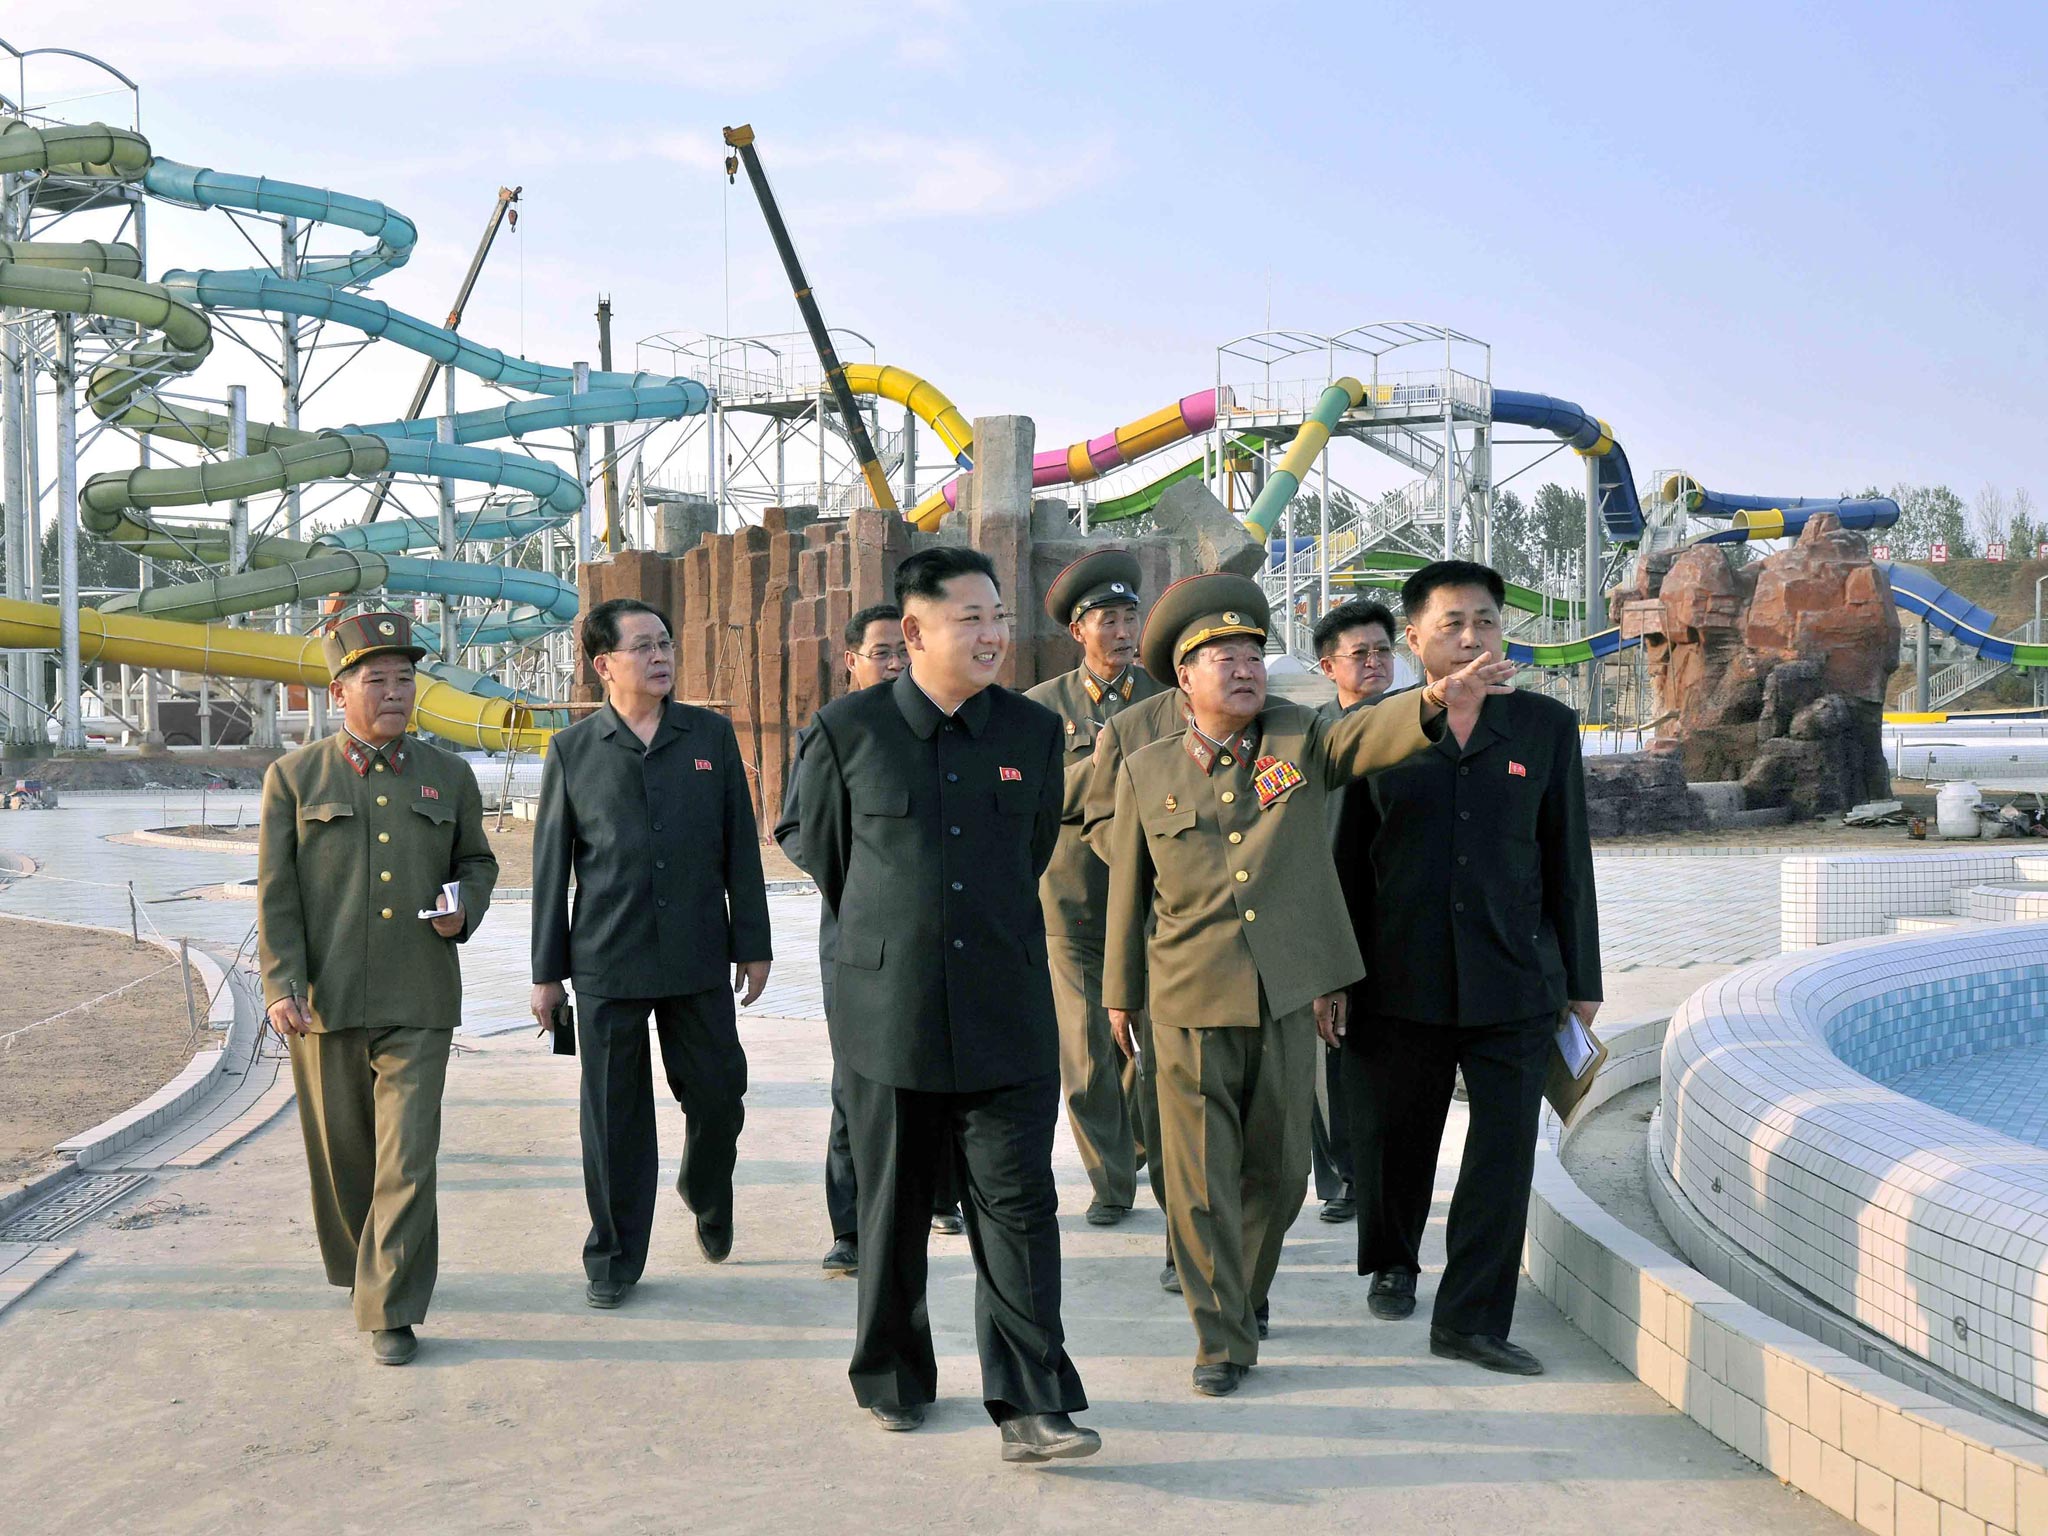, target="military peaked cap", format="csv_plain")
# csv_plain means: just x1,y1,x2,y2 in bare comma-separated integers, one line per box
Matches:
1043,547,1144,626
322,610,426,679
1138,572,1271,684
